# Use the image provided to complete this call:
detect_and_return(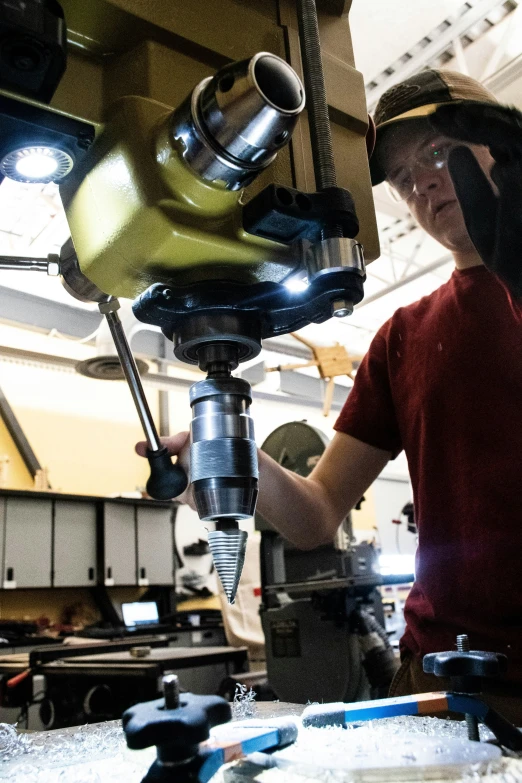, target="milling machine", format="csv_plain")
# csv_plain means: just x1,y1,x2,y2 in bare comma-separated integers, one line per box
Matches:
0,0,378,602
255,422,401,704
